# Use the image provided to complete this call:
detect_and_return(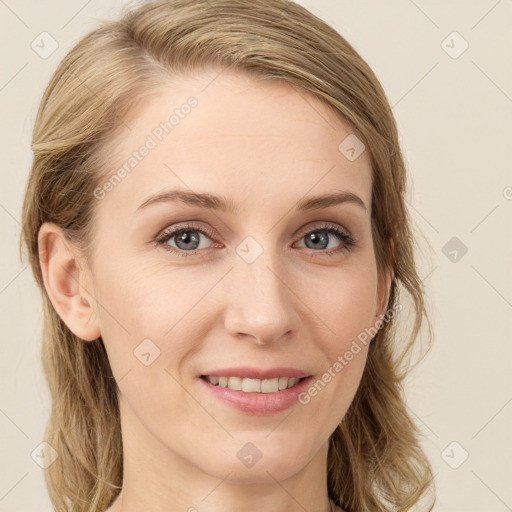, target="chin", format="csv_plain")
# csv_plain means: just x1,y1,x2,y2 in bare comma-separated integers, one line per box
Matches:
196,440,314,484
